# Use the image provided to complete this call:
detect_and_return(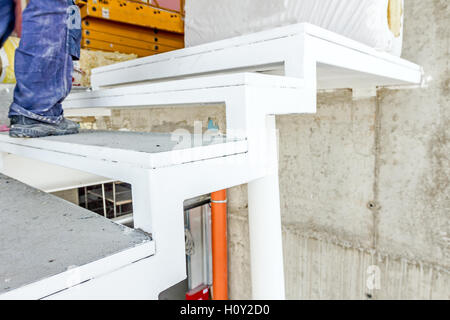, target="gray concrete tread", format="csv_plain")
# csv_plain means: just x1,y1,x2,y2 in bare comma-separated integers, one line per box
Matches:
0,174,151,294
0,130,236,154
